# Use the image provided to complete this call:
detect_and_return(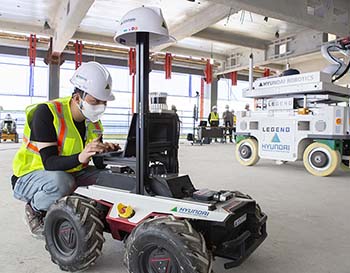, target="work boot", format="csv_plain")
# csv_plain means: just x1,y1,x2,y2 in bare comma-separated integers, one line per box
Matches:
24,203,44,239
